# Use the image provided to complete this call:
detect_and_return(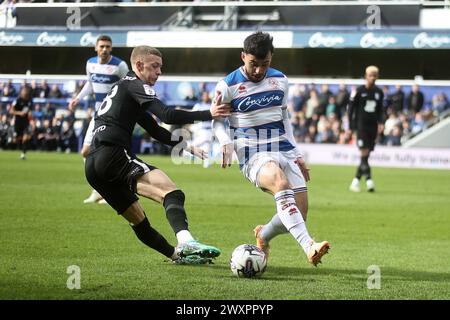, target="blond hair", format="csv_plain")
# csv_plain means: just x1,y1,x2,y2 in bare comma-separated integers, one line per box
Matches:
130,46,162,66
365,65,379,75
